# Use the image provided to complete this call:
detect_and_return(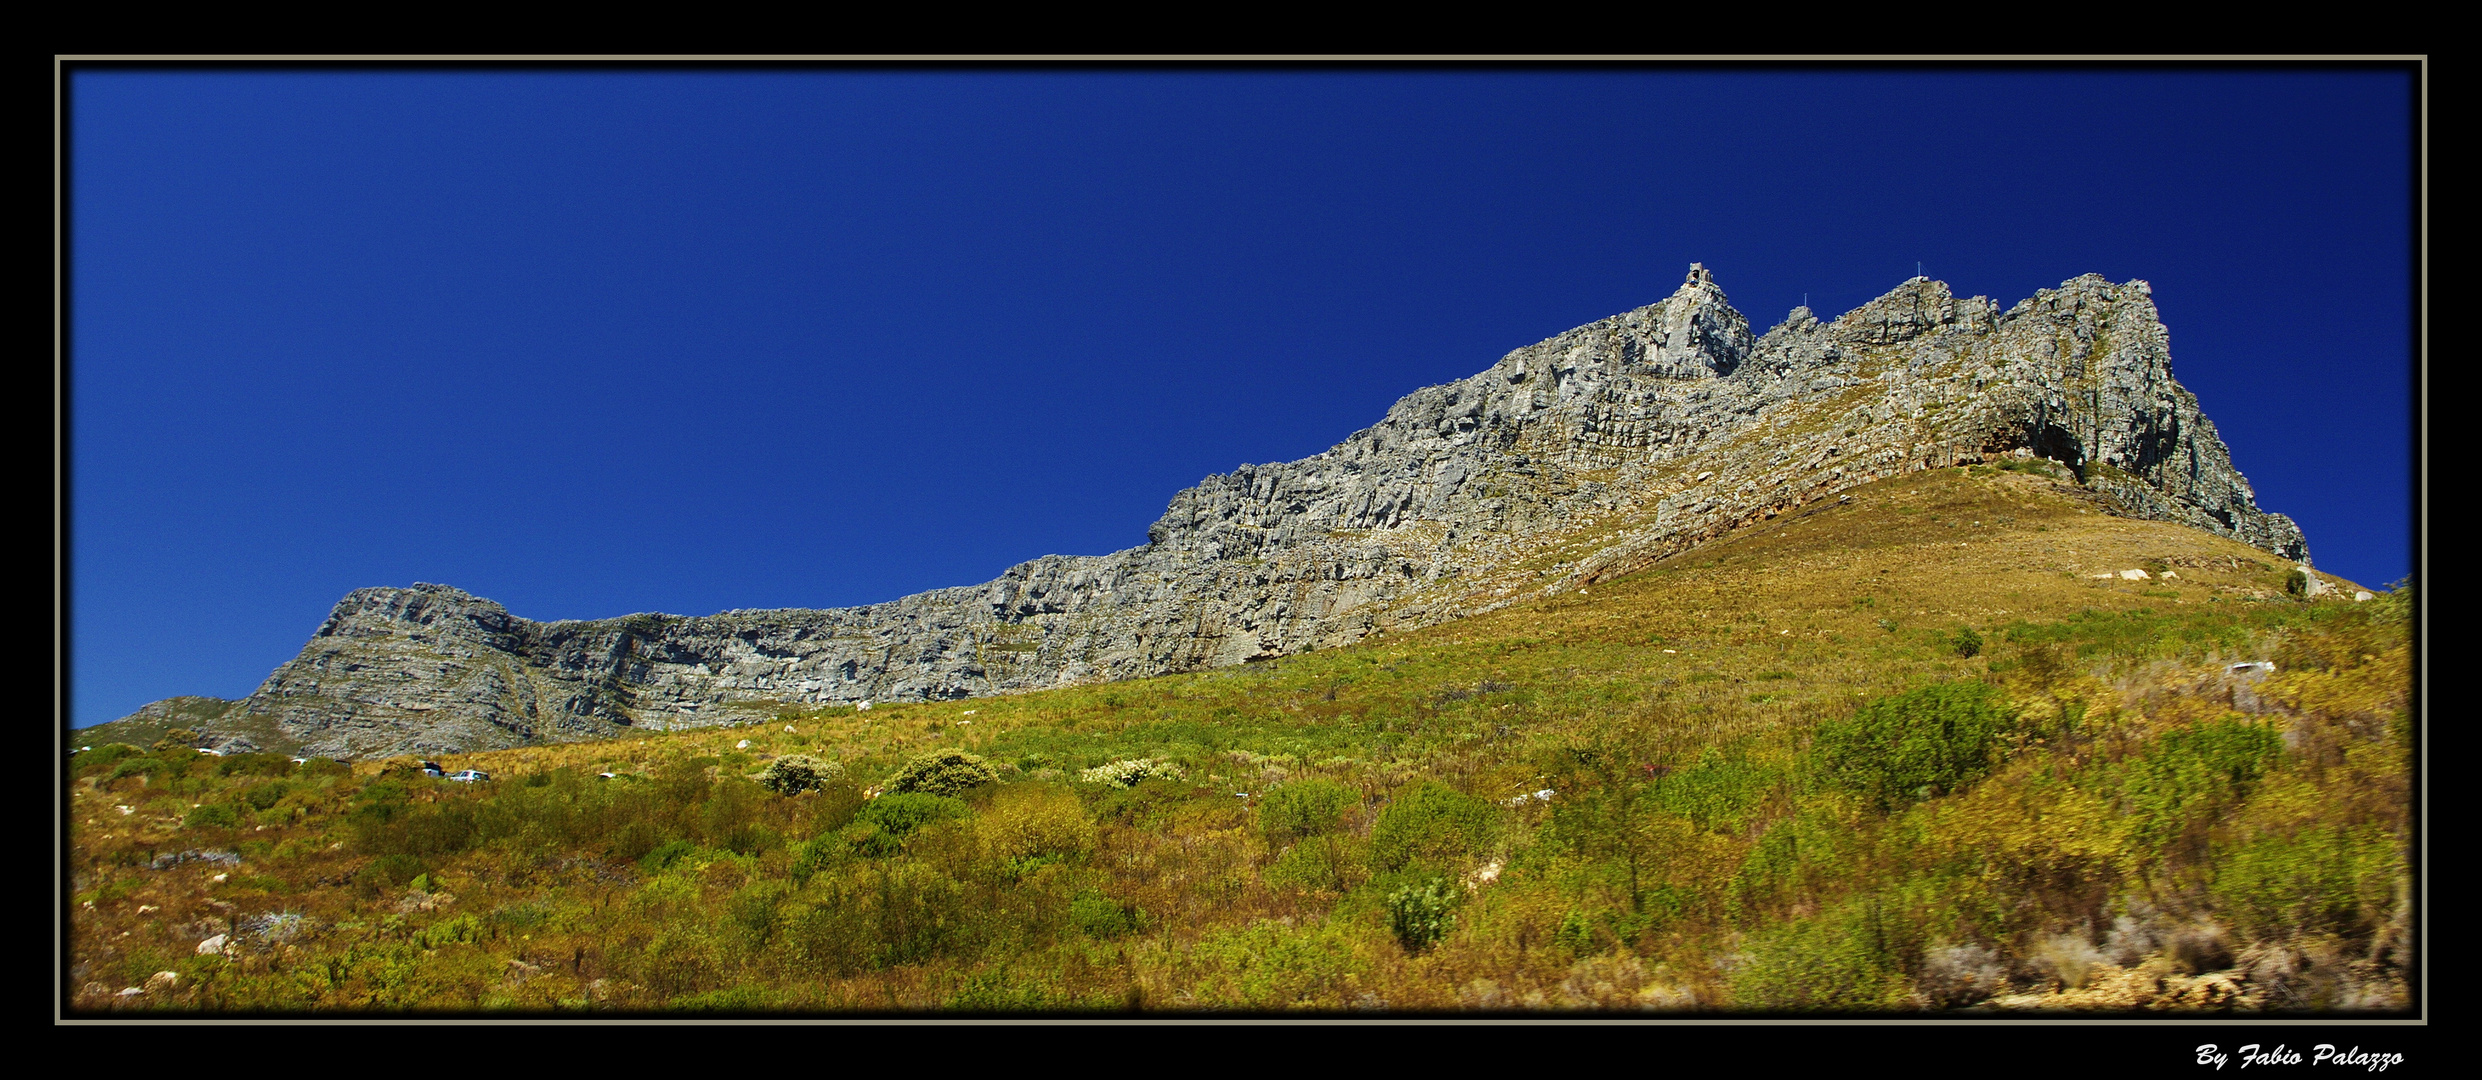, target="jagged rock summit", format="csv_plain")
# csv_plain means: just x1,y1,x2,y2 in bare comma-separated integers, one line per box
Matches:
115,268,2309,758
